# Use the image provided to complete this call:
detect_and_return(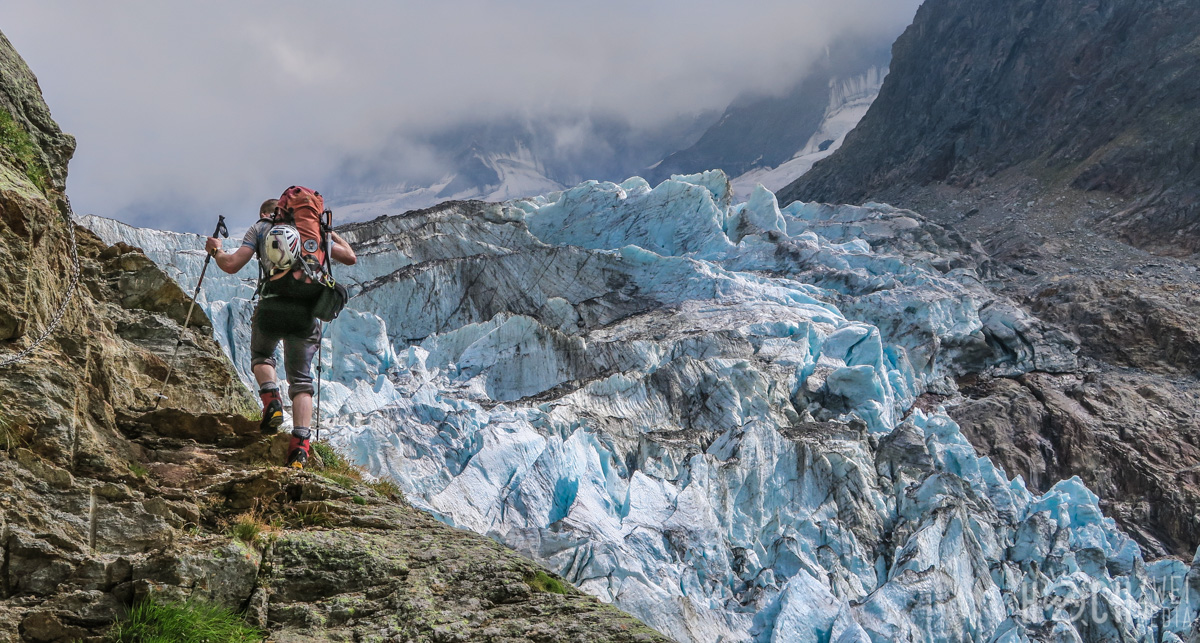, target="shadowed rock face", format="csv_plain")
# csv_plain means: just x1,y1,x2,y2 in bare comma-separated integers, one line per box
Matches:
779,0,1200,257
